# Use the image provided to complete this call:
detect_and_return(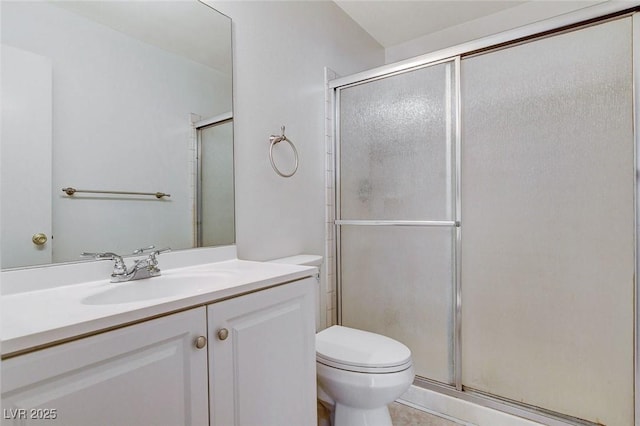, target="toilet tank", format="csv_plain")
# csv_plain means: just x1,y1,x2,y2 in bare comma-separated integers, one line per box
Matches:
268,255,323,331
